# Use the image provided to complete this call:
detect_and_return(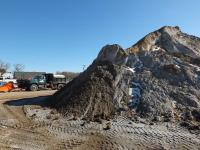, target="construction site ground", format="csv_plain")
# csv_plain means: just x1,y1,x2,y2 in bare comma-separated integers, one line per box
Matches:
0,91,199,150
